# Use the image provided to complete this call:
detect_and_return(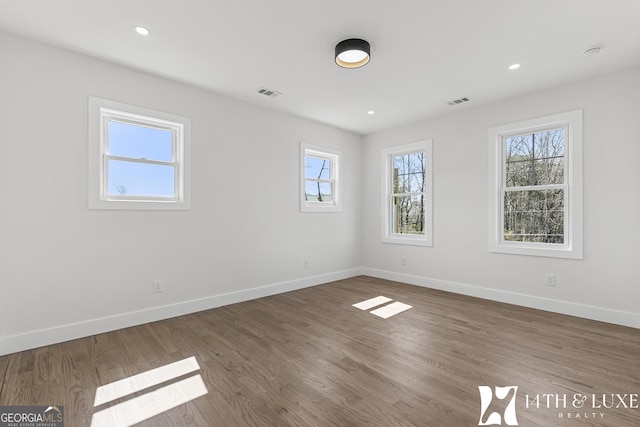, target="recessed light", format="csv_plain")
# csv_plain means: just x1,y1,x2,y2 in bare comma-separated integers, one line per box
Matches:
508,63,521,70
368,110,375,115
135,26,150,36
